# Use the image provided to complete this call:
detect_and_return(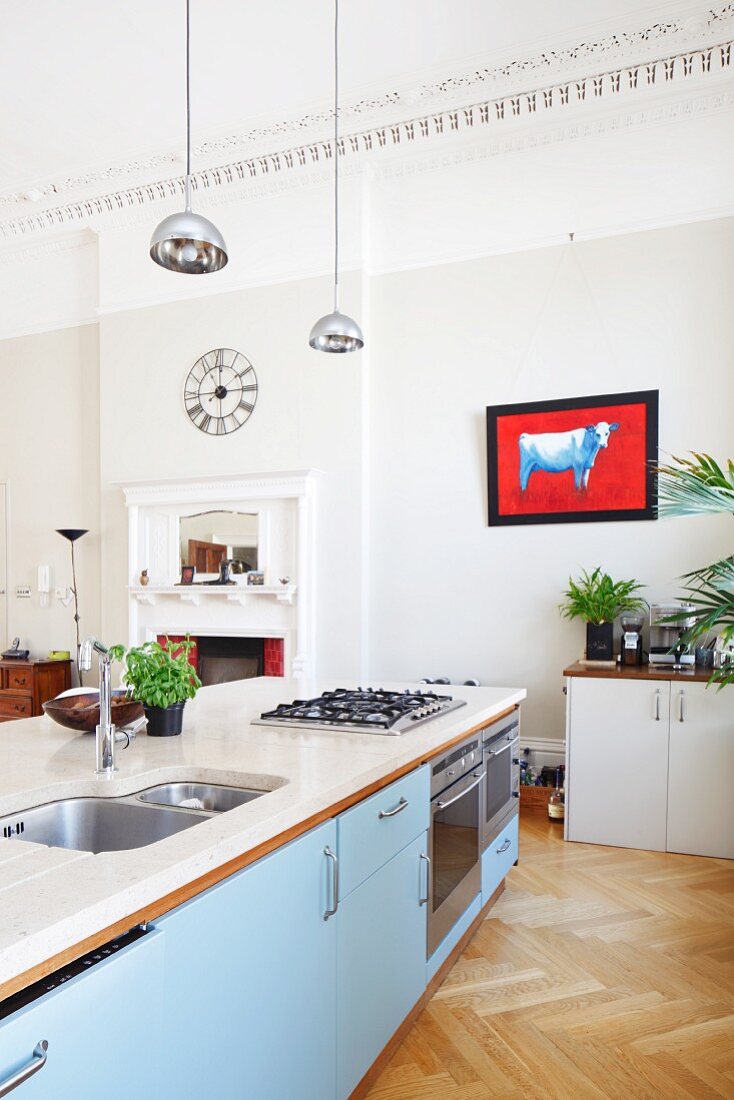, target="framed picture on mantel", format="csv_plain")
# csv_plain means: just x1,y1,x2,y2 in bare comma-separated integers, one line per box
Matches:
486,389,658,526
